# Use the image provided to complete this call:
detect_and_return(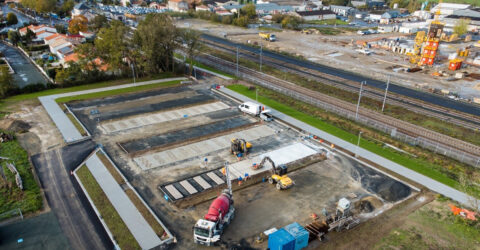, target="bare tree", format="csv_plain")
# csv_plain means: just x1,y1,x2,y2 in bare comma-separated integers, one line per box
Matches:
180,29,201,77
